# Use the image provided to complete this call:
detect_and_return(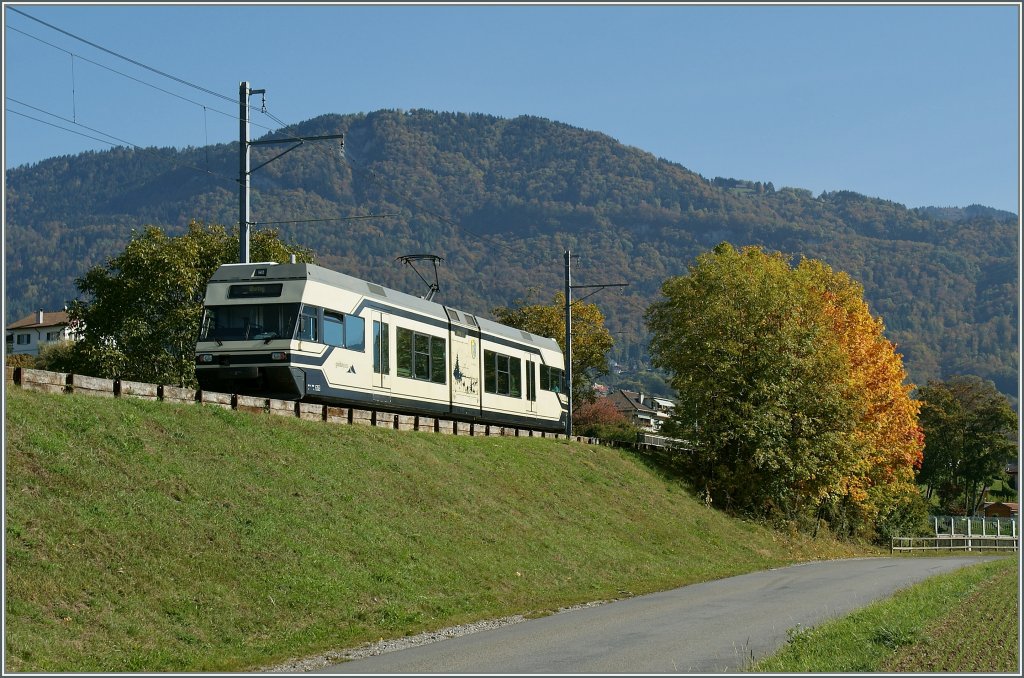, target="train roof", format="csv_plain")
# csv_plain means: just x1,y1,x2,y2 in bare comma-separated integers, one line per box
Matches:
209,262,563,354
